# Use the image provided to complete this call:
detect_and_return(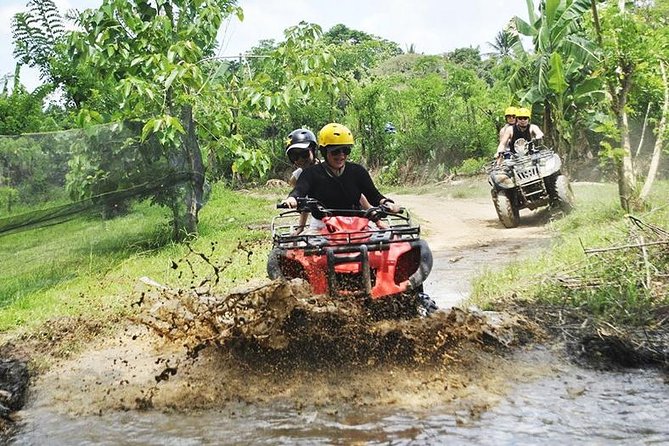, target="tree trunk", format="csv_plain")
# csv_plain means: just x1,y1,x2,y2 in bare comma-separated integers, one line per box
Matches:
634,101,652,158
616,97,638,212
170,105,204,241
640,60,668,201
